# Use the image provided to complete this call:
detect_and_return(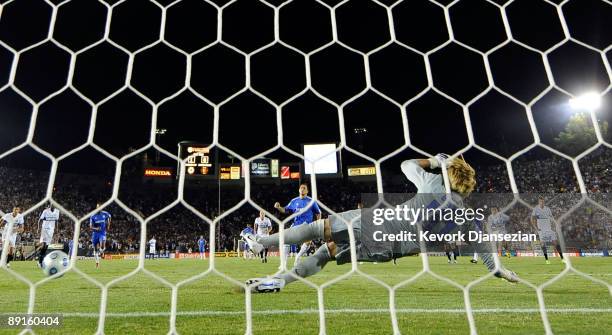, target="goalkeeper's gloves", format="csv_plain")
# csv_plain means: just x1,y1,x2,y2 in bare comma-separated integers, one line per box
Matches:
428,153,450,169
